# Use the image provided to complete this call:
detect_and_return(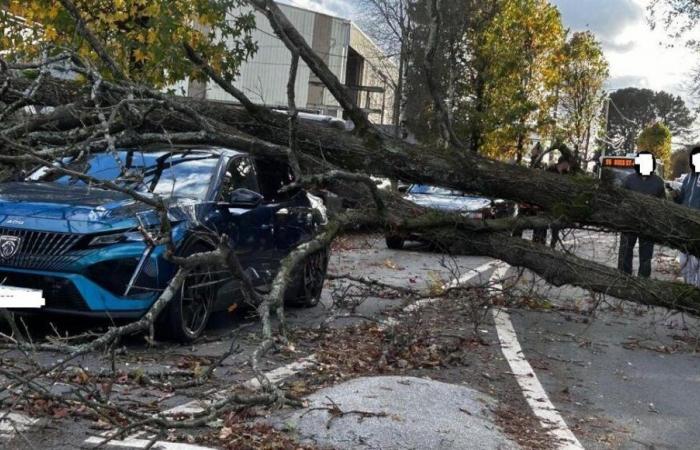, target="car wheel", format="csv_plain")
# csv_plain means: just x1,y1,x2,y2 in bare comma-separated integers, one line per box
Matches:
157,242,215,343
385,235,404,250
285,246,330,308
